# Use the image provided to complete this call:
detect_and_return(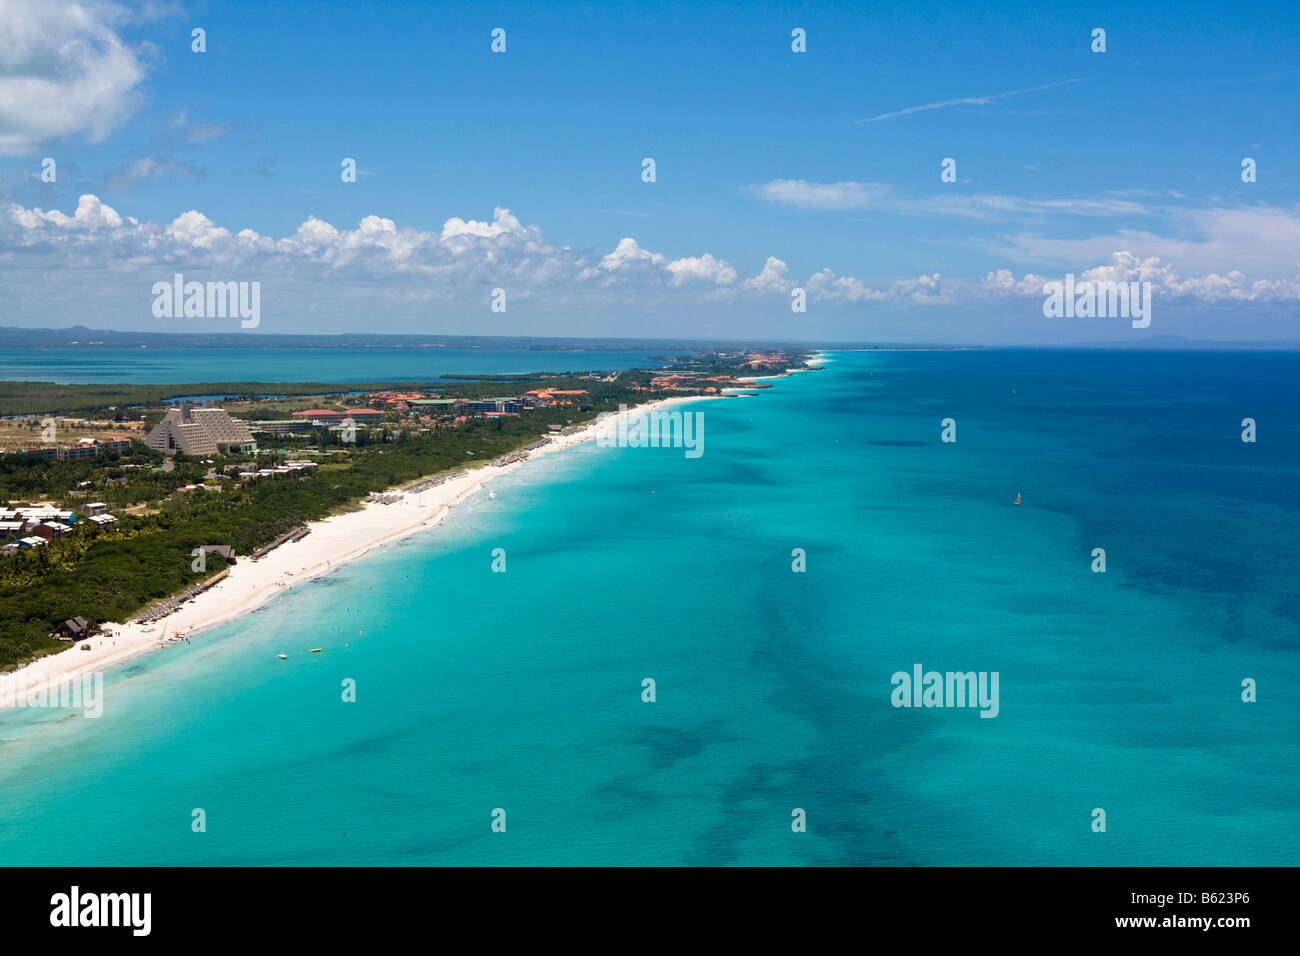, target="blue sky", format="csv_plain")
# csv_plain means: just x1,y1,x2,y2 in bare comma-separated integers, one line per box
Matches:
1,0,1298,342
